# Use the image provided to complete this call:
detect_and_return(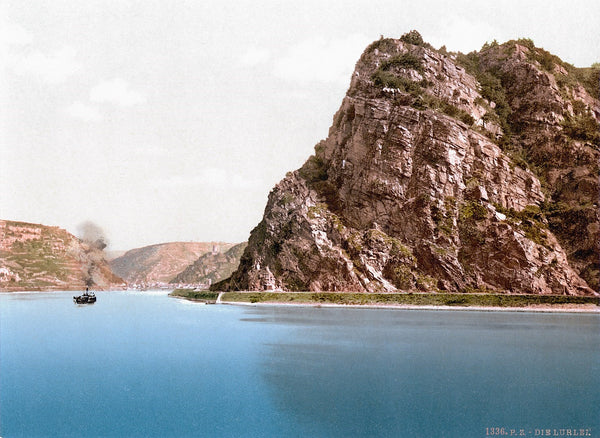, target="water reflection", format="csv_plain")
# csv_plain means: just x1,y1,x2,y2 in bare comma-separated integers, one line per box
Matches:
246,307,600,437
